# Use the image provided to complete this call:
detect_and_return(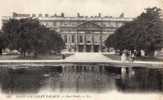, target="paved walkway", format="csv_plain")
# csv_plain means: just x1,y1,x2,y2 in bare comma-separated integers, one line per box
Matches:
64,52,112,62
